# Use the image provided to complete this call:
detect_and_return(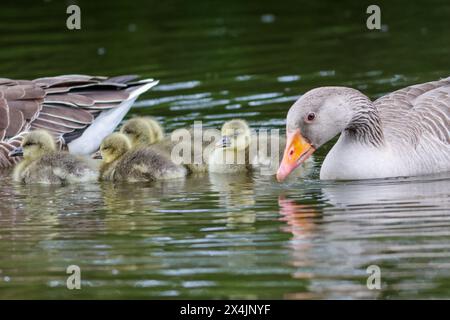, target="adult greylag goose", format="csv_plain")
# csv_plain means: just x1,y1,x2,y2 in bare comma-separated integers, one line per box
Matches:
277,77,450,181
0,74,158,169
